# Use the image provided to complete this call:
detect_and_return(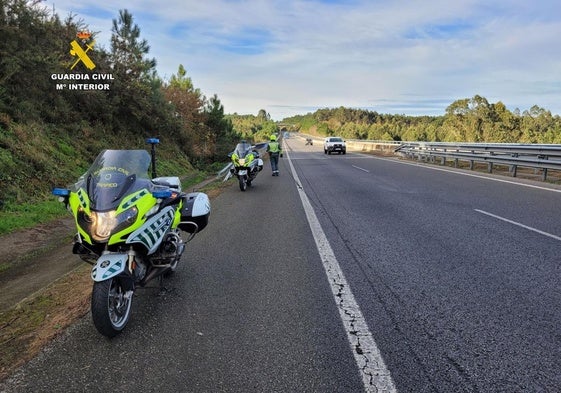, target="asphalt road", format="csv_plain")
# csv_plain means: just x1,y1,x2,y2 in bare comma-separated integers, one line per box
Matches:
286,137,561,392
2,136,561,392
